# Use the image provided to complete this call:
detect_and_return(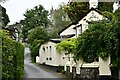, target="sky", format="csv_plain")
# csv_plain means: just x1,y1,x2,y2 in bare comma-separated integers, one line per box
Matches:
1,0,69,25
